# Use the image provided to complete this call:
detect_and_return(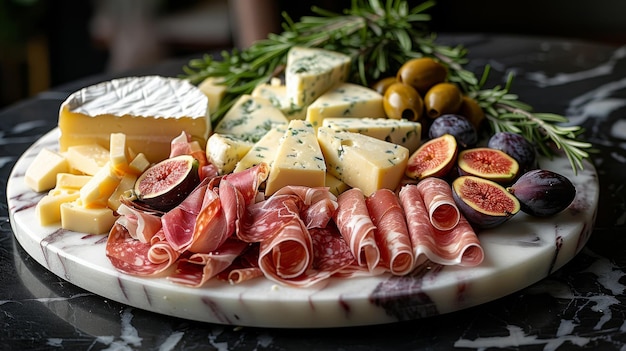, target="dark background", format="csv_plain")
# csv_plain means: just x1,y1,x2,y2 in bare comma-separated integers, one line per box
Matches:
2,0,625,109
